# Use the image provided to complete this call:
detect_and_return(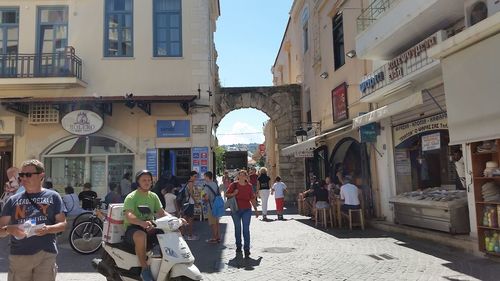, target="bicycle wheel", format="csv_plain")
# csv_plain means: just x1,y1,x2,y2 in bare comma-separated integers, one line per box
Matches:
69,220,103,254
72,211,93,228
